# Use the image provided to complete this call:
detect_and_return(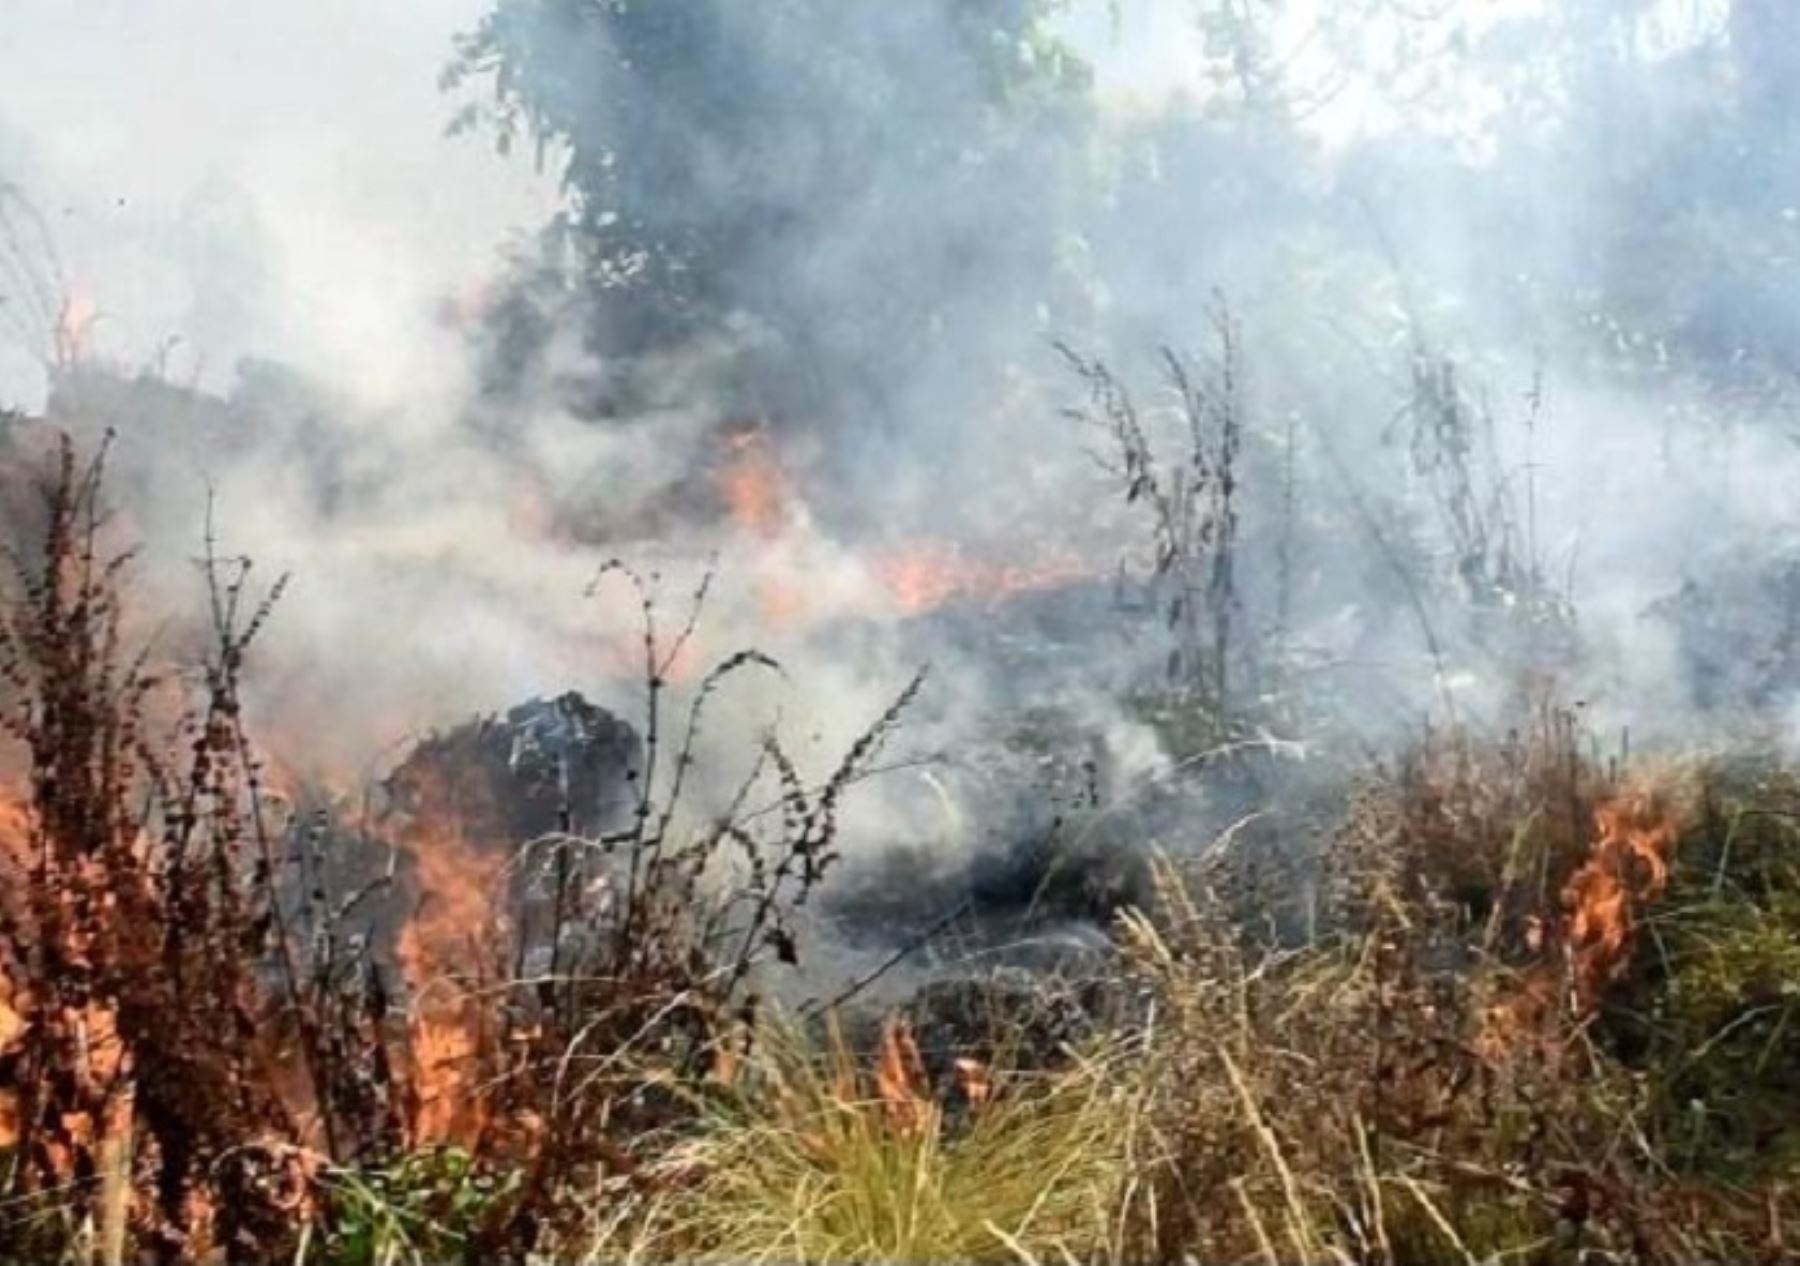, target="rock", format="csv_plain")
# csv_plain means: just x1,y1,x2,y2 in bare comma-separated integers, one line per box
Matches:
384,691,643,844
